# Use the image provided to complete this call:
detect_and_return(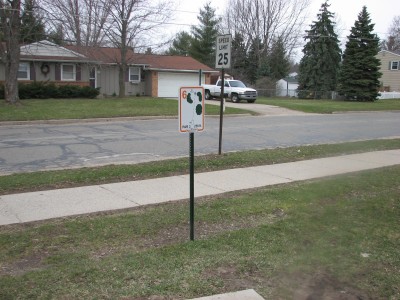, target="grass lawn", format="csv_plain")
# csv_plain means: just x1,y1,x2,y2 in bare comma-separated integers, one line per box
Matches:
0,97,249,121
0,166,399,299
1,139,399,195
256,98,400,113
